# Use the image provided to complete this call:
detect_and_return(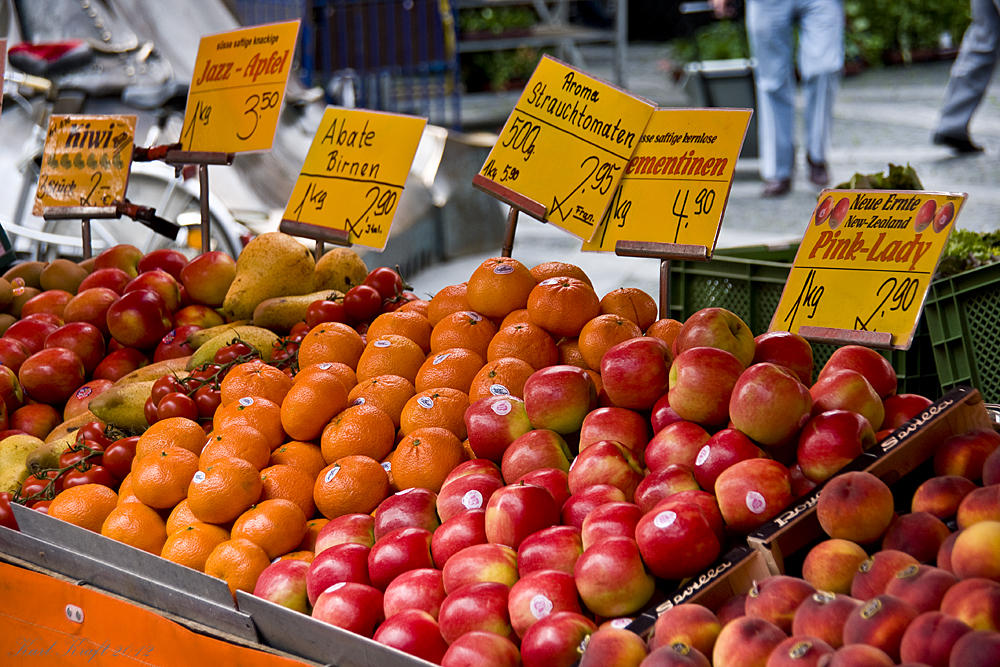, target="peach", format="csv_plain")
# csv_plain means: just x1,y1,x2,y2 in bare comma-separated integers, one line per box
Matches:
841,594,919,662
649,603,721,657
880,512,951,563
955,485,1000,529
940,578,1000,631
951,520,1000,582
947,630,1000,667
745,575,816,634
910,475,977,520
717,593,747,625
937,531,959,573
822,644,894,667
711,616,786,667
577,626,648,667
792,590,861,649
642,643,711,667
884,564,958,613
984,446,1000,485
851,550,920,601
933,427,1000,480
802,539,869,595
764,636,833,667
898,611,971,667
817,471,895,544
